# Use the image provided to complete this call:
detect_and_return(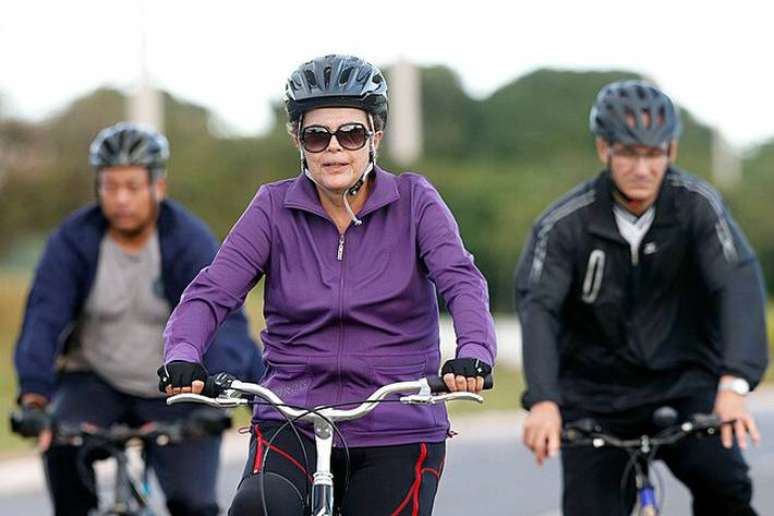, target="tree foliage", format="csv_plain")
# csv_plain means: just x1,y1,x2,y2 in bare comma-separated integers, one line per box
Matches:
0,68,771,310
